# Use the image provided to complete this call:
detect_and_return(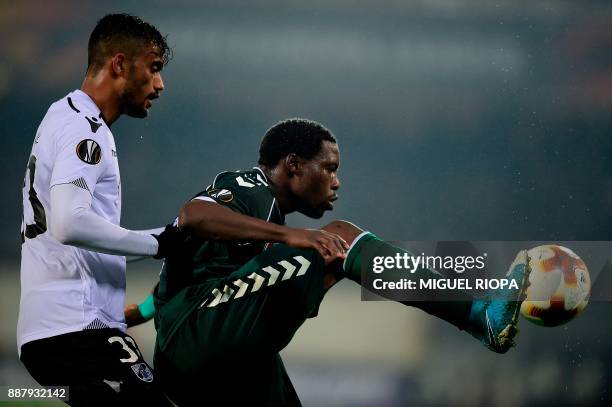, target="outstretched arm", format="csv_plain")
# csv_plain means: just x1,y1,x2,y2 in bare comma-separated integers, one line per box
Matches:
180,200,349,262
50,183,175,257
